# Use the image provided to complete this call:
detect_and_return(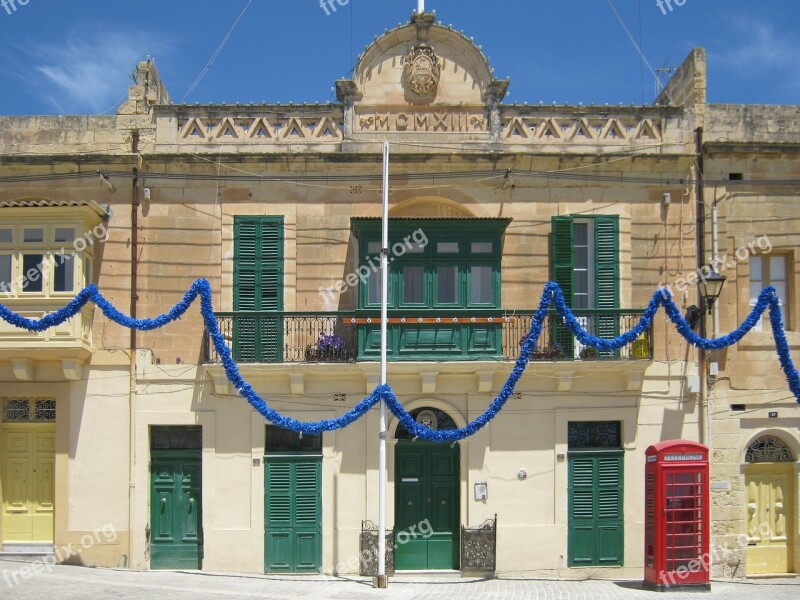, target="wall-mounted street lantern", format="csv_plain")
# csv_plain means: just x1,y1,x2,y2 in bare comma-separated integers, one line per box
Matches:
698,268,726,314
